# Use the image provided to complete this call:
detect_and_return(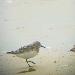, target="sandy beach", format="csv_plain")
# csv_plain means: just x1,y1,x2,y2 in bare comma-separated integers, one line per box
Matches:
0,49,75,75
0,0,75,75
